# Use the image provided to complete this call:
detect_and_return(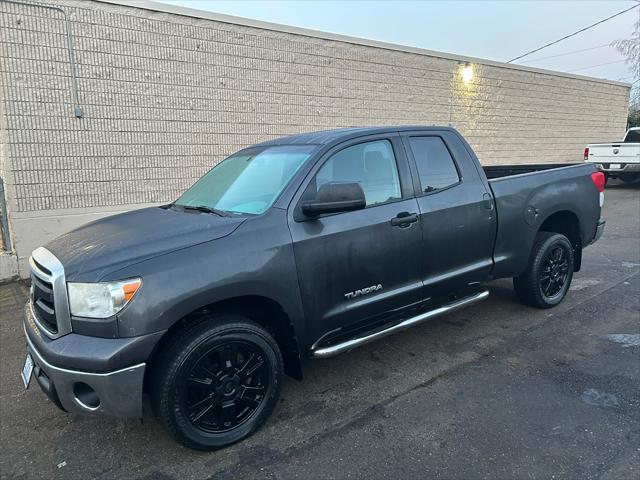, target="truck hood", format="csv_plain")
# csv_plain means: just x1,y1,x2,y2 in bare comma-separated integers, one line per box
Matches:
45,206,245,281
